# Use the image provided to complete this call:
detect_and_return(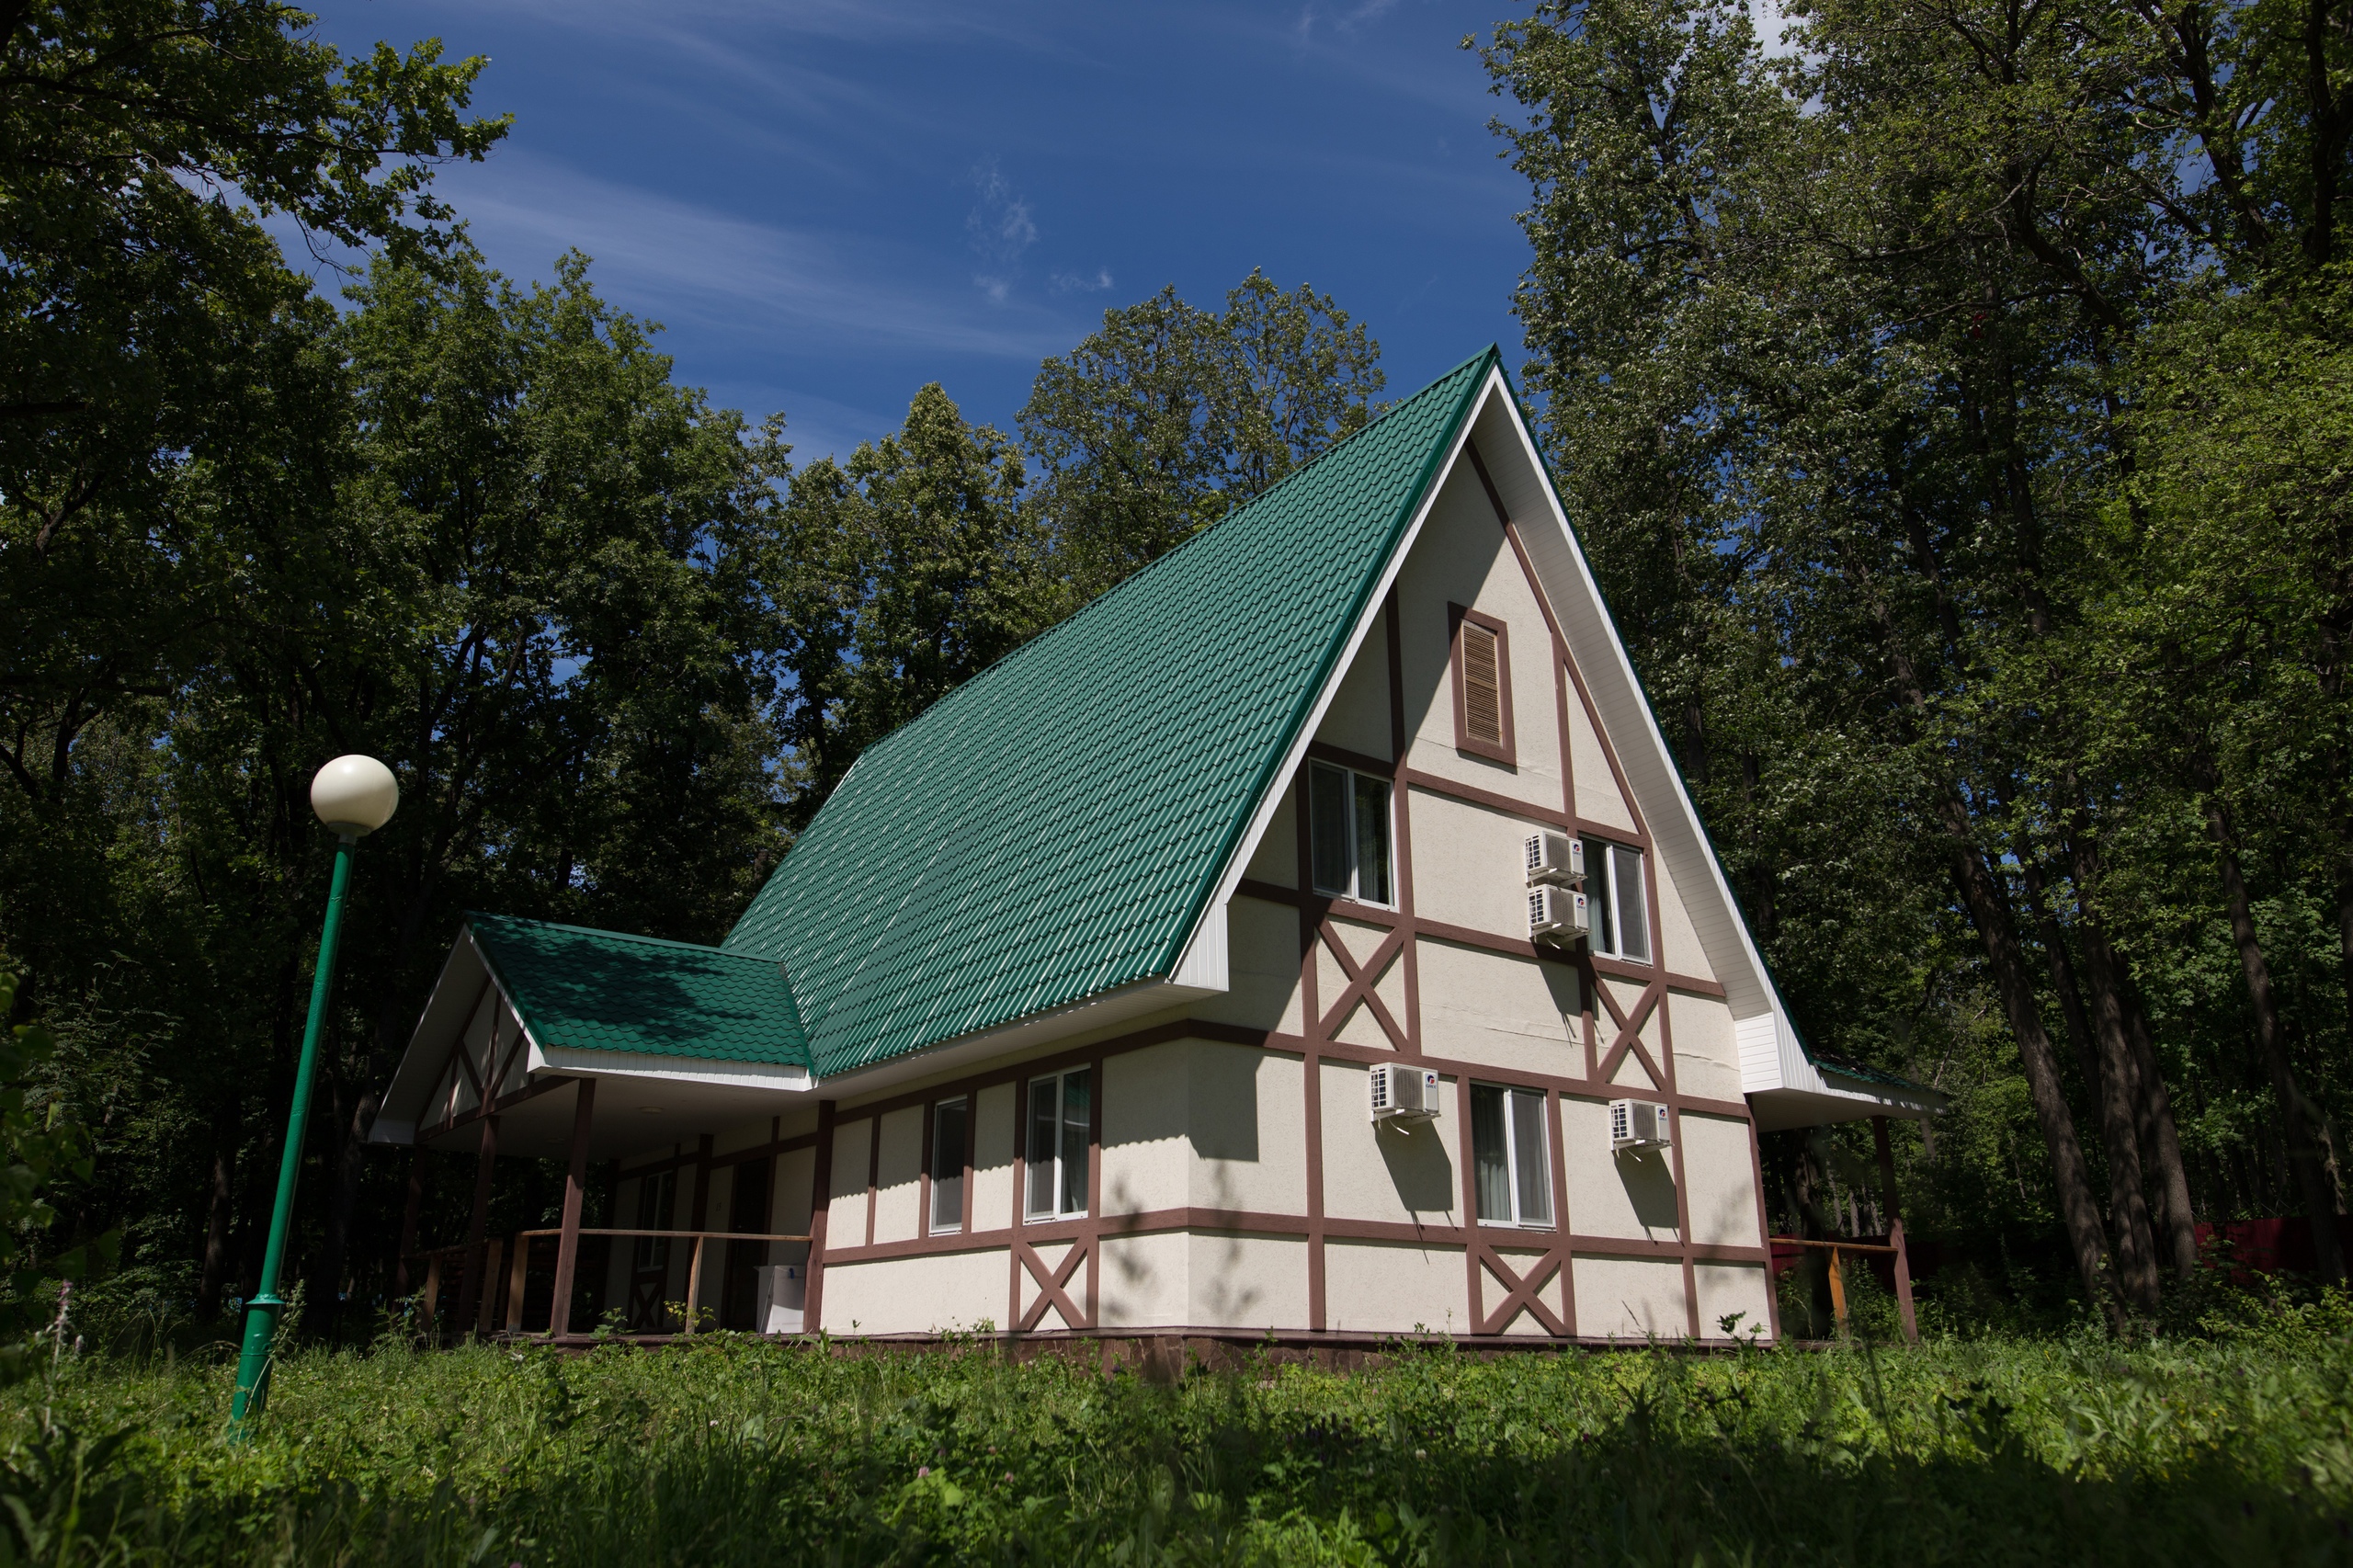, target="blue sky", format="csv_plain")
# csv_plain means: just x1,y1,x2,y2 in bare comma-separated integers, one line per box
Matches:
296,1,1539,462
